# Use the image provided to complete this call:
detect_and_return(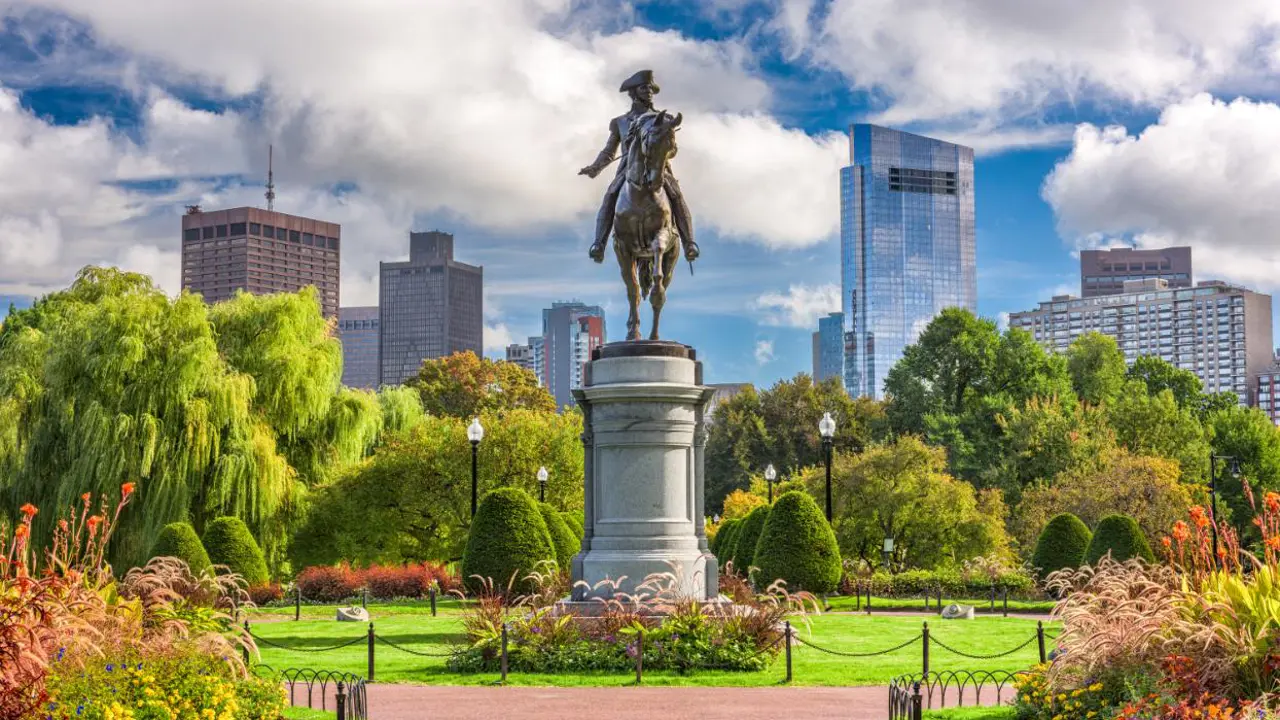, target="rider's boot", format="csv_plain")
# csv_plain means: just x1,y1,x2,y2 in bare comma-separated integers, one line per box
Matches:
589,201,612,263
